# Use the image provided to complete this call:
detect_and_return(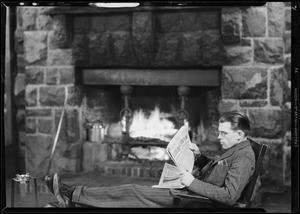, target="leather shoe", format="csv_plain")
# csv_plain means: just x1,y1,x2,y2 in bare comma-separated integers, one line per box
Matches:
45,175,54,194
47,173,75,207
